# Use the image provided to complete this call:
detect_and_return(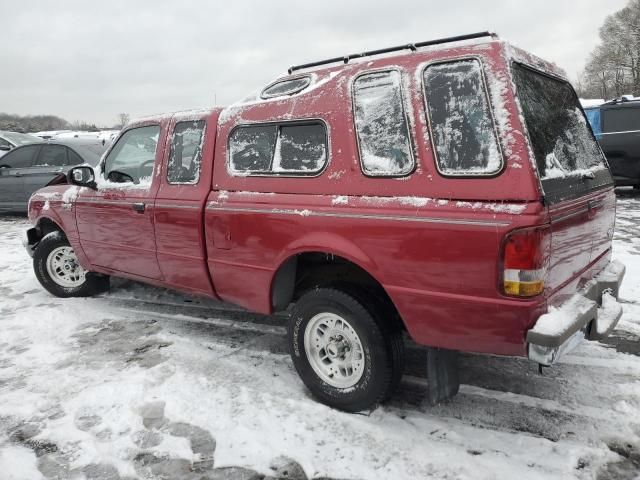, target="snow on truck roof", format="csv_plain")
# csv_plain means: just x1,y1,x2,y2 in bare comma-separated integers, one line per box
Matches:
128,108,220,126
